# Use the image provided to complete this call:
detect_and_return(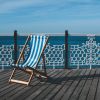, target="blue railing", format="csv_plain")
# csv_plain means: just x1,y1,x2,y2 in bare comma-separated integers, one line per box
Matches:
69,34,100,69
0,34,65,69
0,33,100,70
